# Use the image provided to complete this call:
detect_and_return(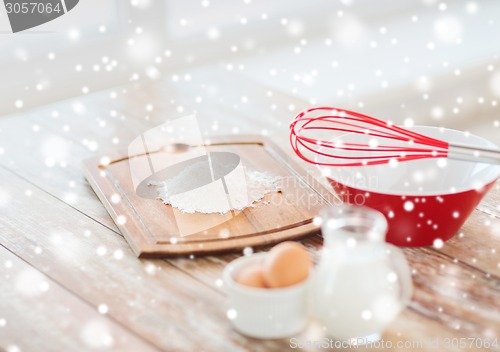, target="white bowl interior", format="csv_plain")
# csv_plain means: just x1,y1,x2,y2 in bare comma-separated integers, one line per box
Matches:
223,253,310,295
318,126,500,196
